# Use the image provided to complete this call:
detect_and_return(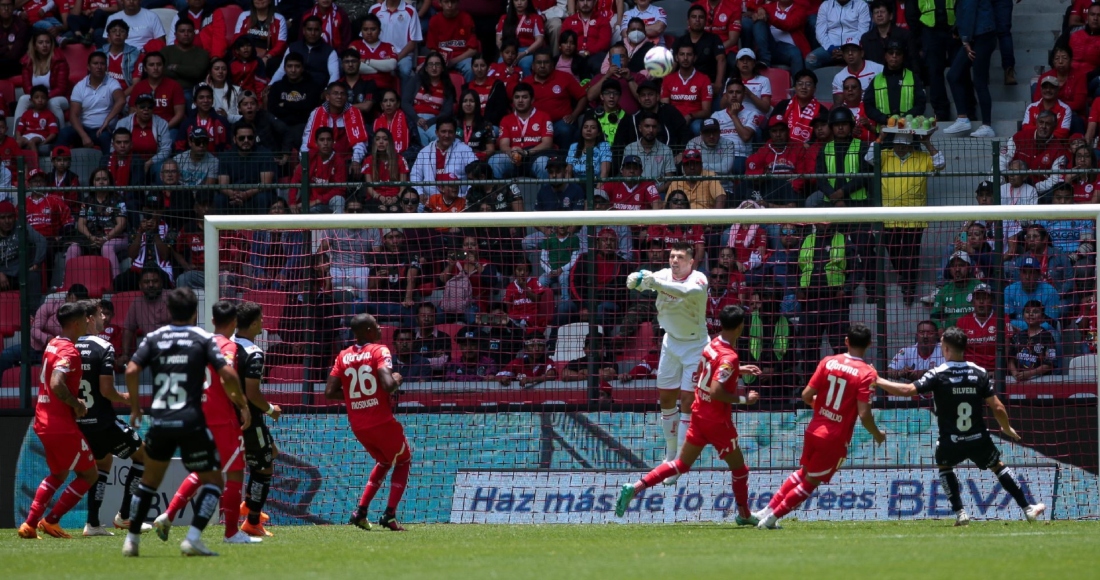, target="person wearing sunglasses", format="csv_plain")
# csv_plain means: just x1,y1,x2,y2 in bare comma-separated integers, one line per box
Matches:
216,123,277,214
